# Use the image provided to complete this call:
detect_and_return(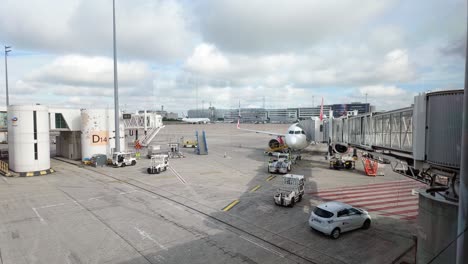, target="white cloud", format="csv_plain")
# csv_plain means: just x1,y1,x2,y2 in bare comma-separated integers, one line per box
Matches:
378,49,414,81
185,44,230,74
0,0,195,61
359,85,406,97
184,43,416,88
197,0,394,53
1,0,465,113
26,55,152,87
